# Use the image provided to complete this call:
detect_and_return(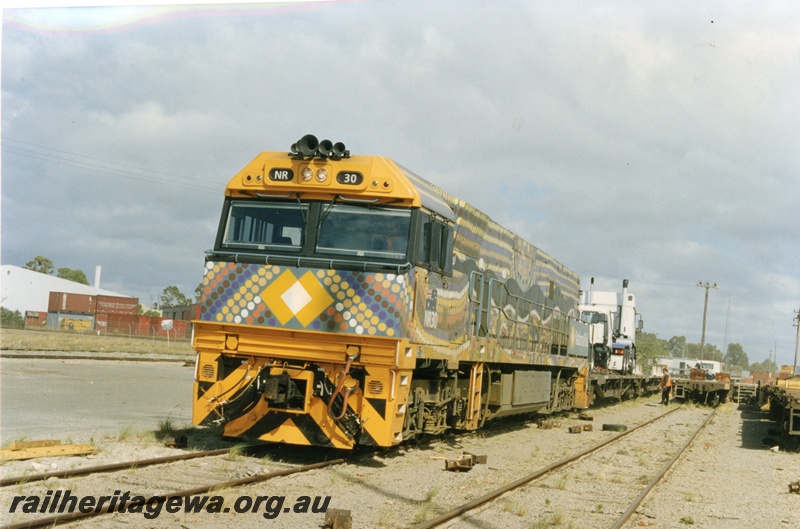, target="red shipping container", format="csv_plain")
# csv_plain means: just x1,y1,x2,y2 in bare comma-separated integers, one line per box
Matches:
95,295,139,316
47,292,96,314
